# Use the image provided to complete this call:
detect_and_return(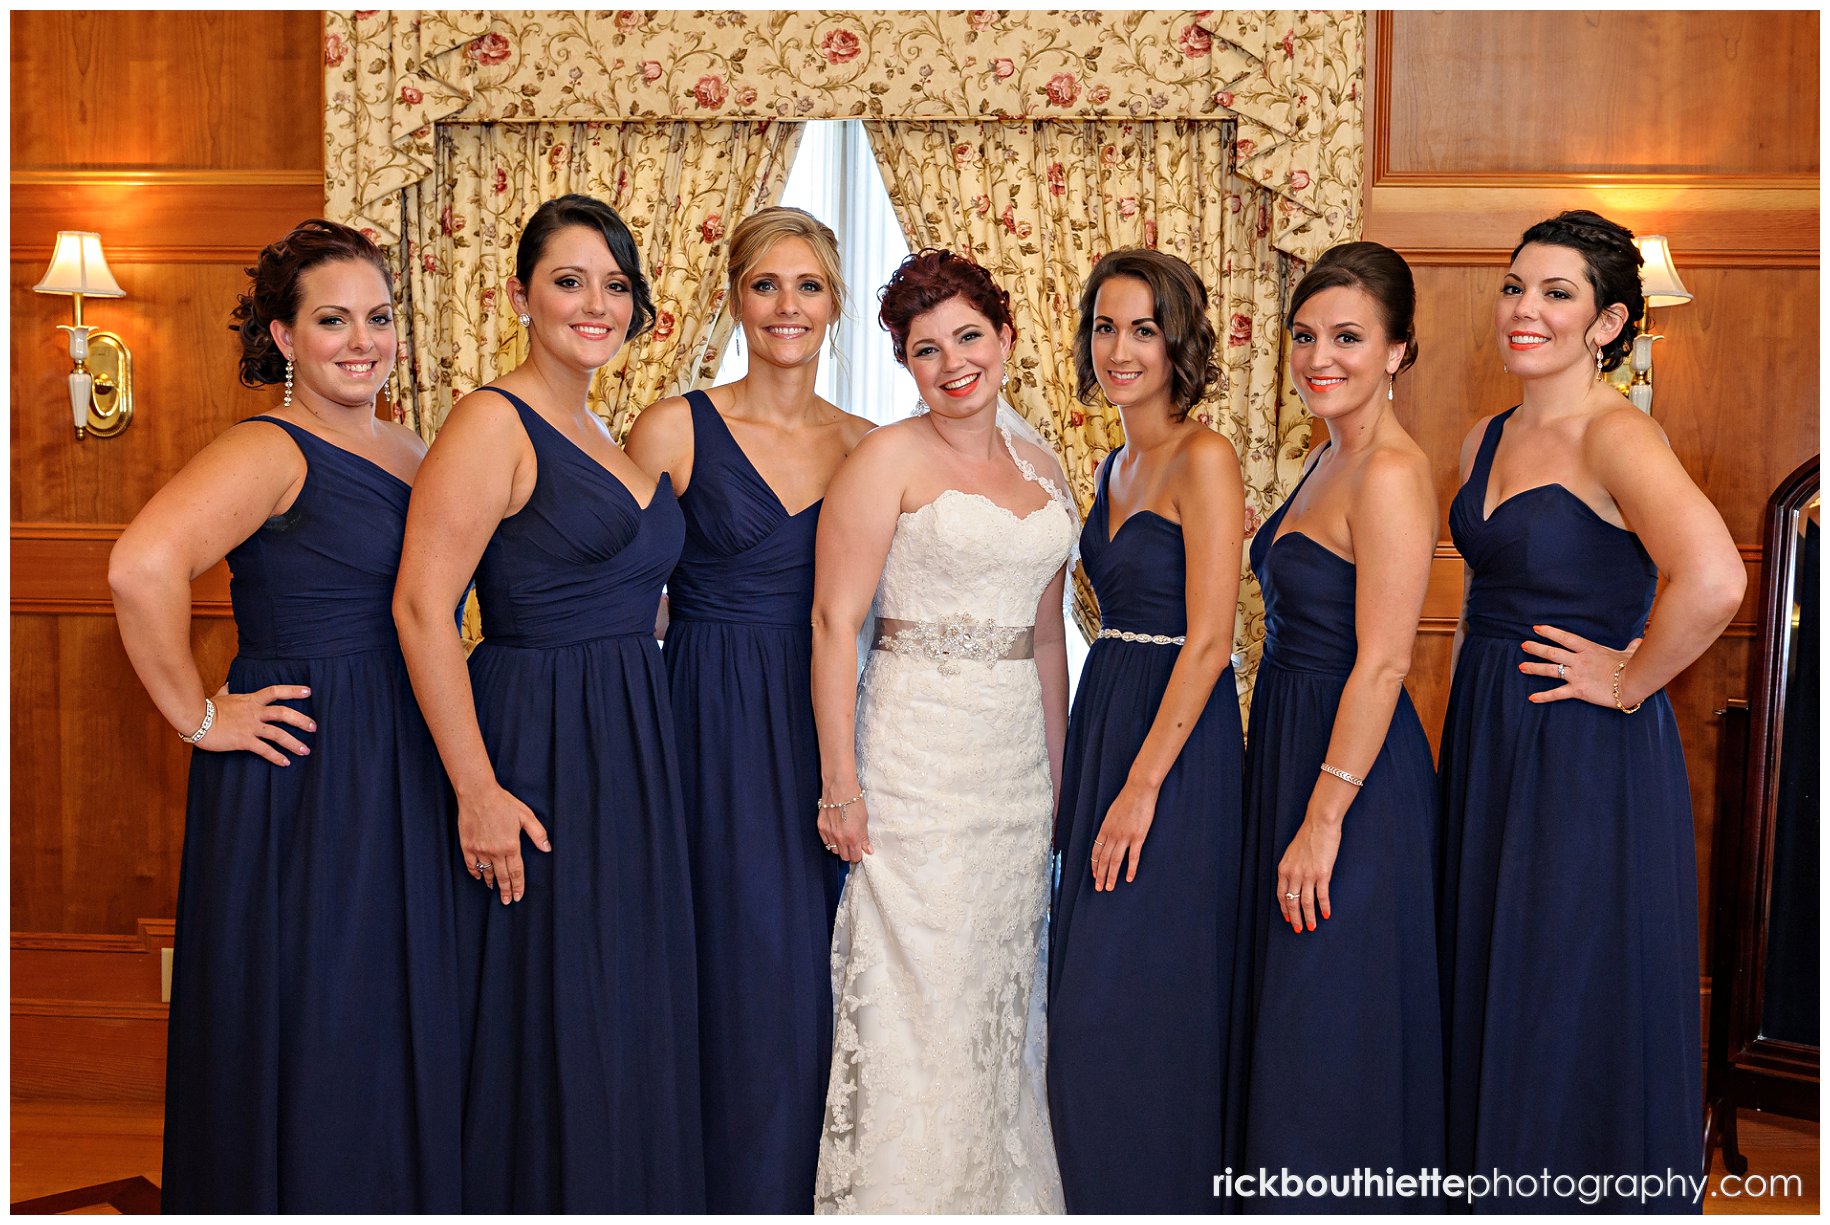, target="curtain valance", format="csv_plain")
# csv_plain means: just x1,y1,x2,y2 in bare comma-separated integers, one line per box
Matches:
324,9,1362,260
